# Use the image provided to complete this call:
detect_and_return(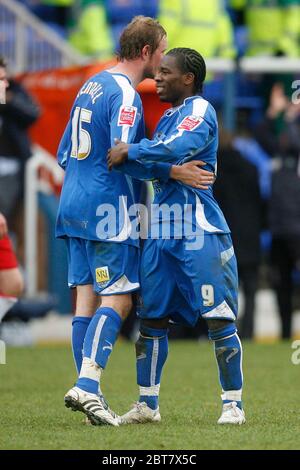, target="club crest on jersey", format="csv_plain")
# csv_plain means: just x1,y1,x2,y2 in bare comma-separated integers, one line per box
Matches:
96,266,110,285
118,105,137,127
177,115,203,131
